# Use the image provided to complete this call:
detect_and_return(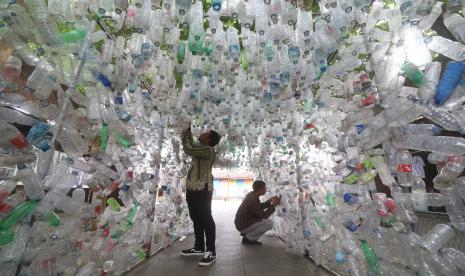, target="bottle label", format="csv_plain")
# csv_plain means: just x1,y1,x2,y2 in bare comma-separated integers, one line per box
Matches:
397,164,412,173
9,134,29,149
